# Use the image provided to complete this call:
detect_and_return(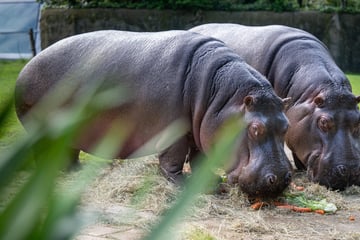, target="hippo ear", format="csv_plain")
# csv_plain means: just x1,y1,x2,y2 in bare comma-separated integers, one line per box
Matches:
282,97,292,110
356,96,360,104
314,96,325,108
